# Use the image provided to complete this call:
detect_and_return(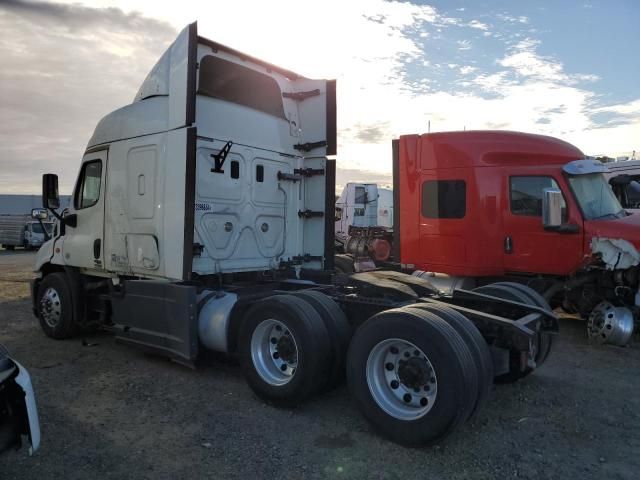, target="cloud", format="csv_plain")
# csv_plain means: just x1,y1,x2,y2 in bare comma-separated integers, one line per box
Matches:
349,122,392,143
468,20,489,31
0,0,637,193
0,0,176,193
